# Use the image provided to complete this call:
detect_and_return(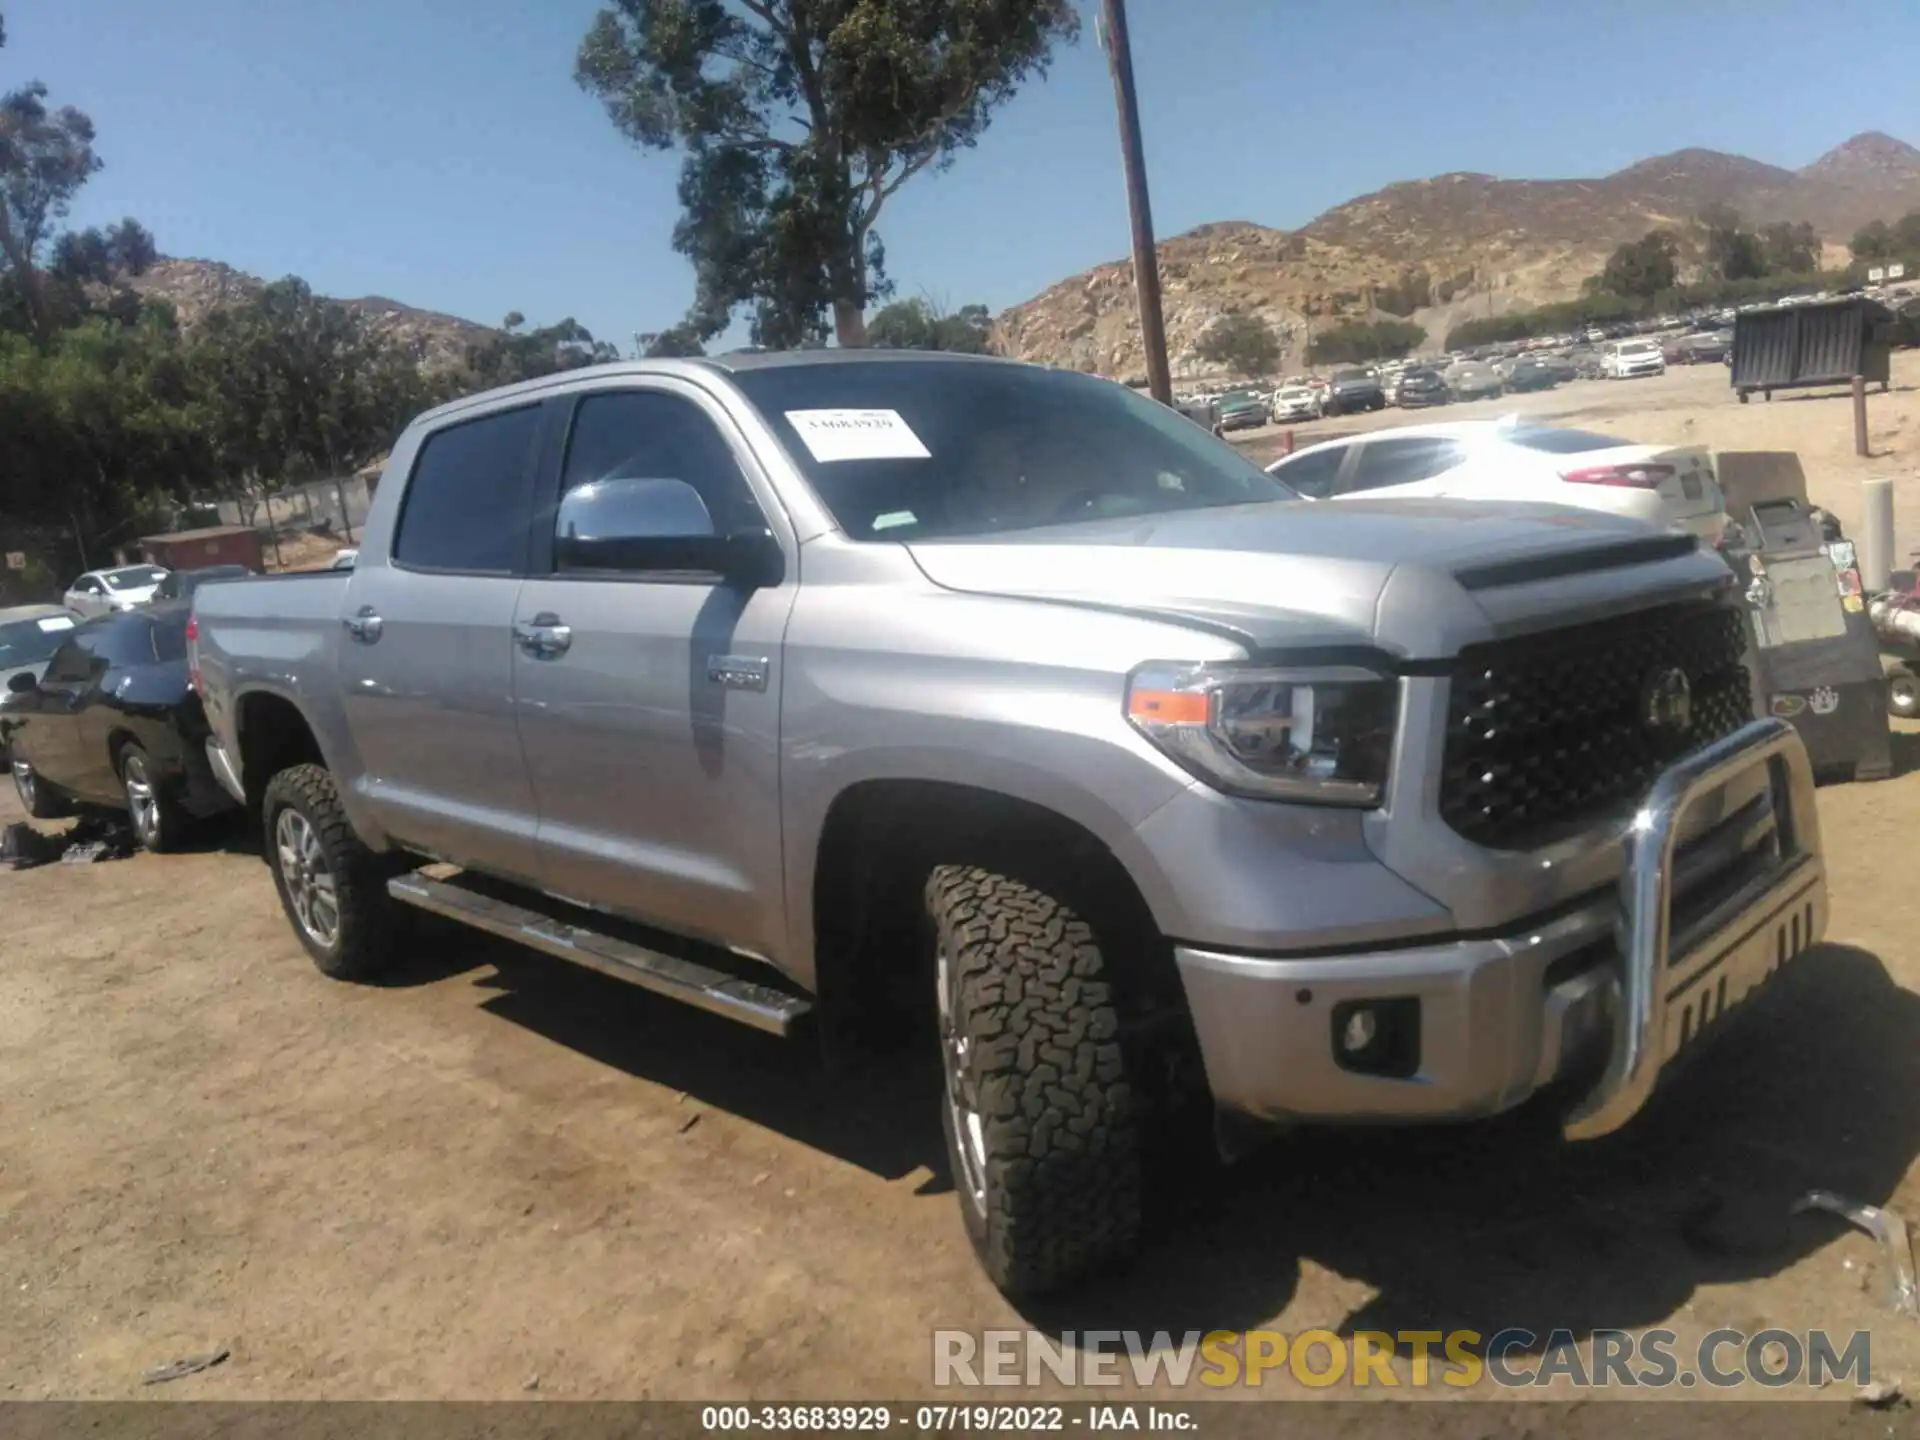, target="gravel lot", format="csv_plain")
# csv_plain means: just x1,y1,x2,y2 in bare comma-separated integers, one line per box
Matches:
5,360,1920,1403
